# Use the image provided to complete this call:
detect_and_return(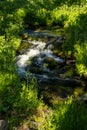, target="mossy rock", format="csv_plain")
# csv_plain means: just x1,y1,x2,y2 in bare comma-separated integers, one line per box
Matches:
22,33,29,40
20,42,30,49
17,42,31,54
53,48,64,57
43,57,57,69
